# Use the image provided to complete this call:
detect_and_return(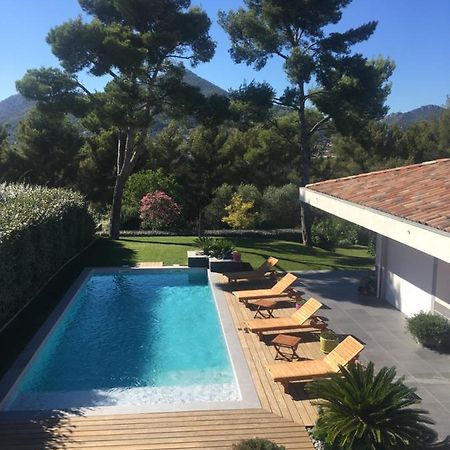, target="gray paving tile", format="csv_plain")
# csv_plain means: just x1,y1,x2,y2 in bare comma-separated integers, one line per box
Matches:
423,383,450,399
300,269,450,440
438,401,450,412
413,348,447,361
396,363,438,378
370,331,403,344
415,386,443,404
424,360,450,375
